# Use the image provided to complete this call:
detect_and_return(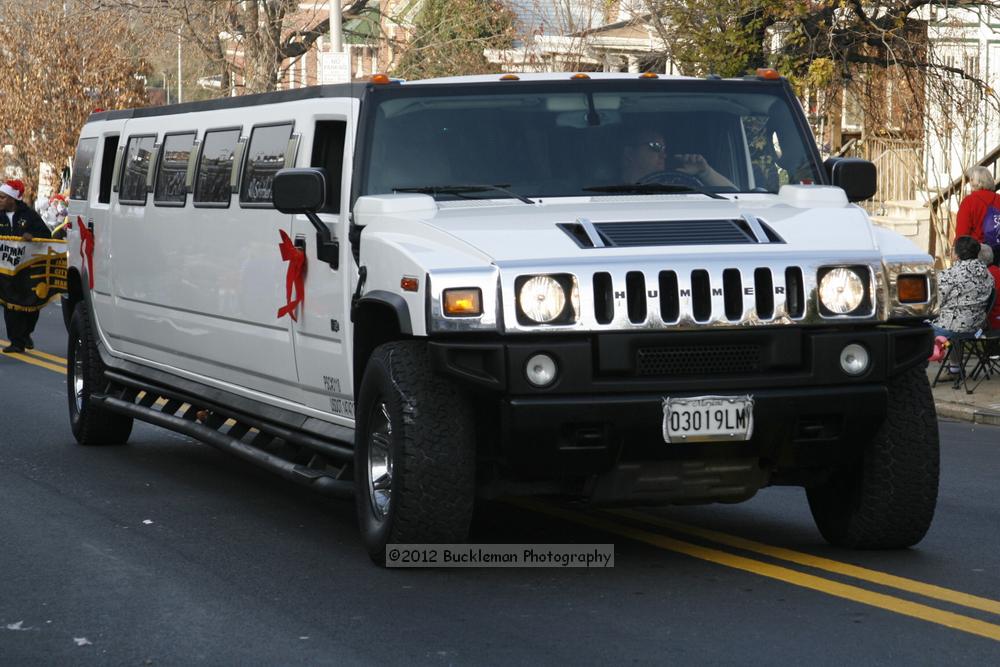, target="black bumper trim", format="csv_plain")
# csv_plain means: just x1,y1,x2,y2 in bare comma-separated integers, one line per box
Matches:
430,324,932,395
